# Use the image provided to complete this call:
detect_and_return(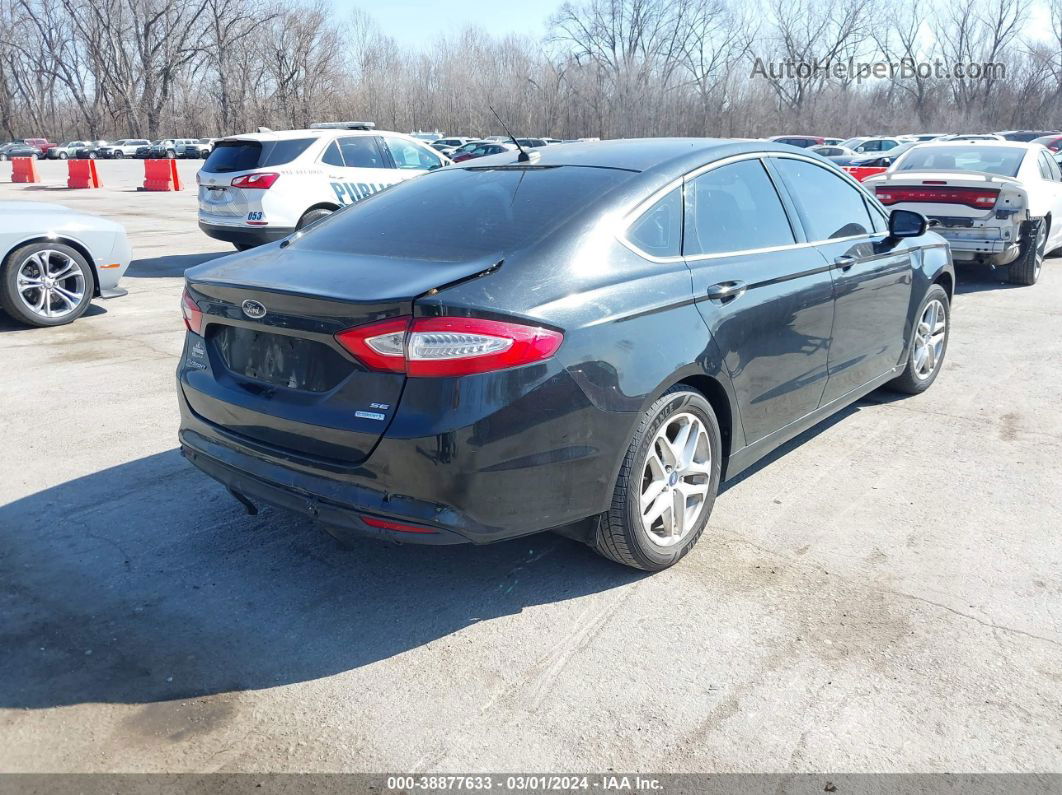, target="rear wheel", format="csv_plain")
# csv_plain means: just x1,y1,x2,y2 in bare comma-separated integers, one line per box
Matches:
113,151,124,159
594,386,721,571
297,208,333,231
0,242,94,327
1007,218,1046,286
888,284,950,395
